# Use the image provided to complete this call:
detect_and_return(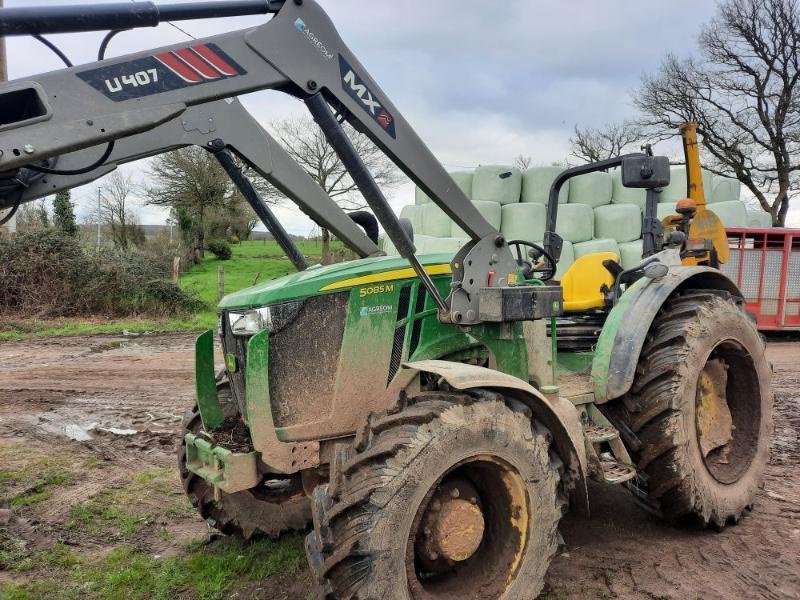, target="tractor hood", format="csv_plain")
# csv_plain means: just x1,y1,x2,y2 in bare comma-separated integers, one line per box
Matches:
218,253,454,310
